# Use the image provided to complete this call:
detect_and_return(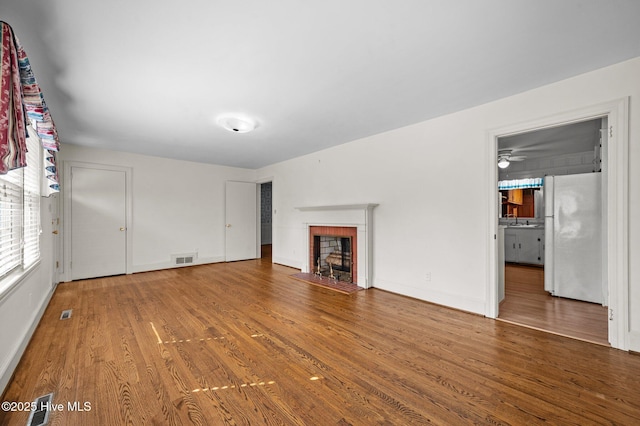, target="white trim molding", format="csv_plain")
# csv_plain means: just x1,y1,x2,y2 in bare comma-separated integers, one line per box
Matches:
485,98,629,351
